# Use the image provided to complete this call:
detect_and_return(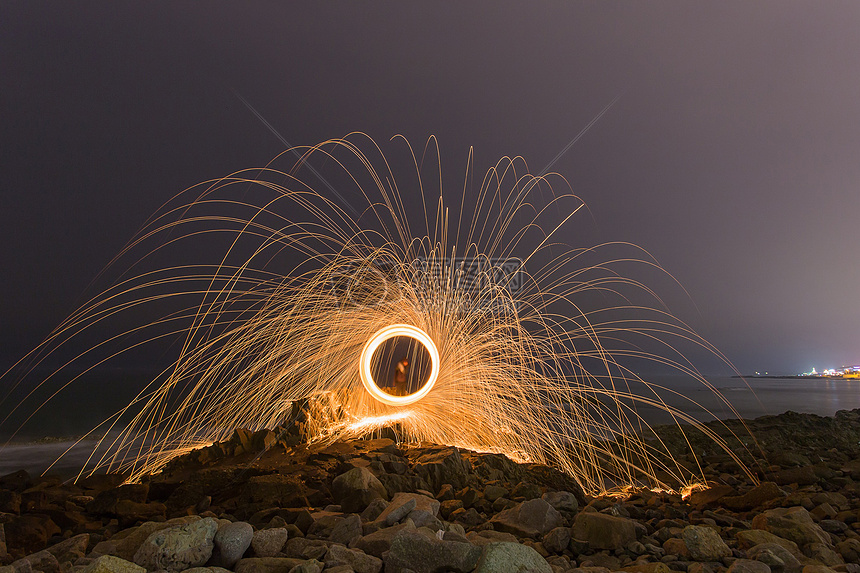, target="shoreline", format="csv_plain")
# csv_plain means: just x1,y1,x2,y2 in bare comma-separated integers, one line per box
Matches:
1,408,860,572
